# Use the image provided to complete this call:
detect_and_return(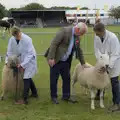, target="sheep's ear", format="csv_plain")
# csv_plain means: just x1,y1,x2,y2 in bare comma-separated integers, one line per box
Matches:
105,50,108,54
98,50,102,58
